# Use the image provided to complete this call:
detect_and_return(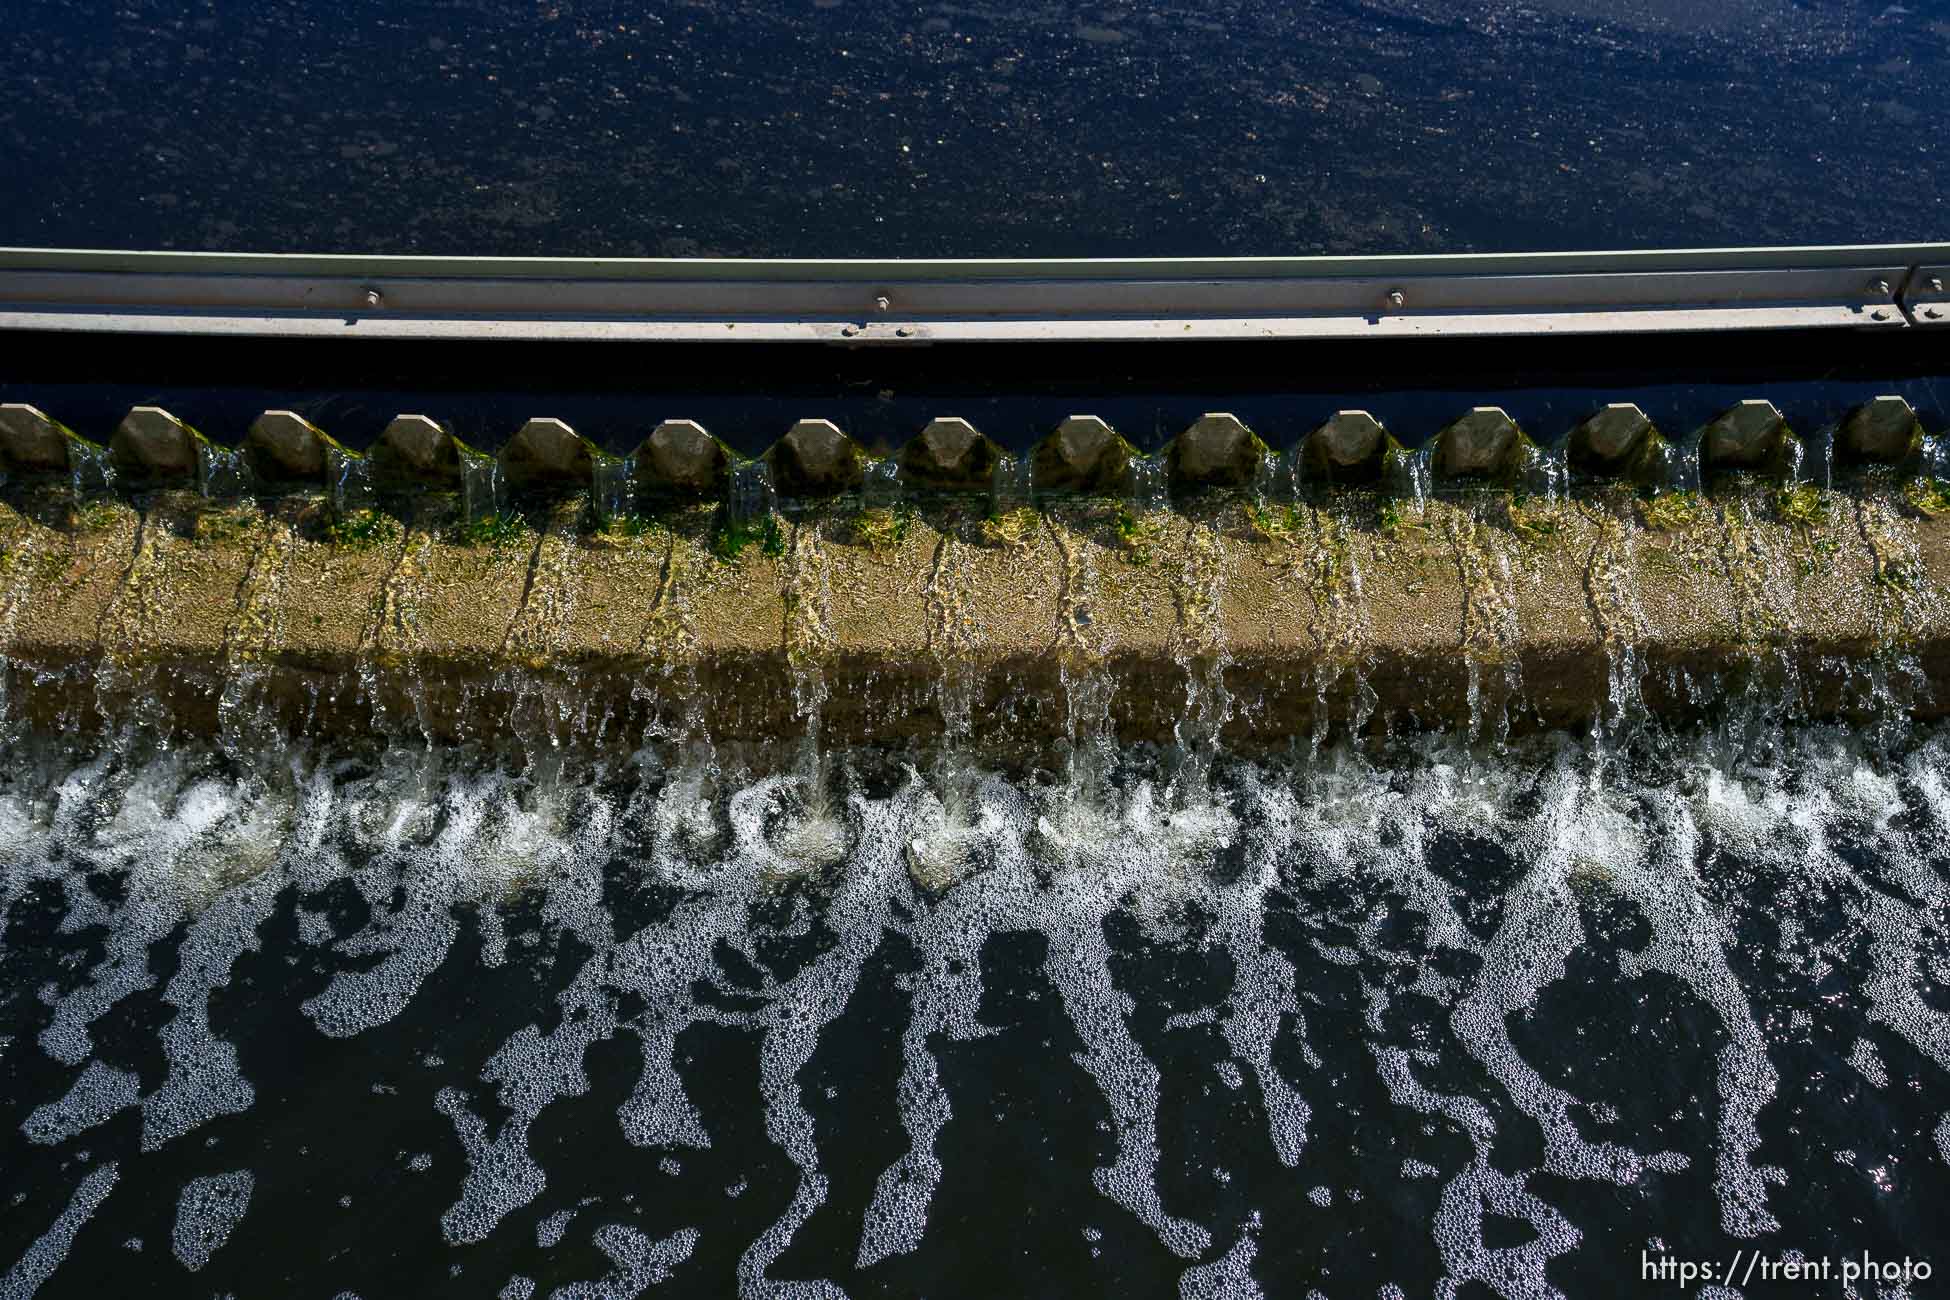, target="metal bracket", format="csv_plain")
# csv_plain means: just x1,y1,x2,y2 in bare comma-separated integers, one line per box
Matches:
1903,267,1949,325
